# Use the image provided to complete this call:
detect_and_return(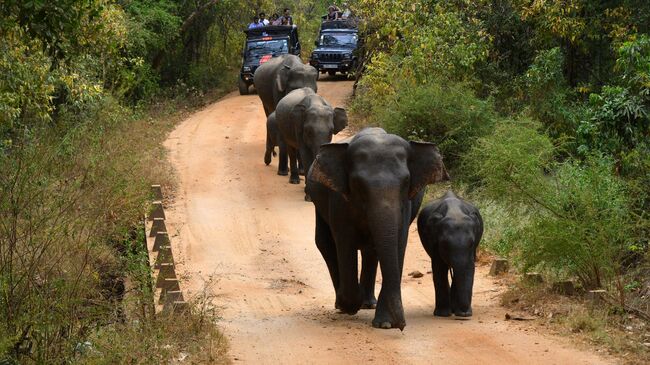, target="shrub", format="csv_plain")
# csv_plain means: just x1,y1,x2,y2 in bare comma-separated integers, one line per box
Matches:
377,80,496,171
519,156,635,289
467,120,641,297
463,118,555,202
